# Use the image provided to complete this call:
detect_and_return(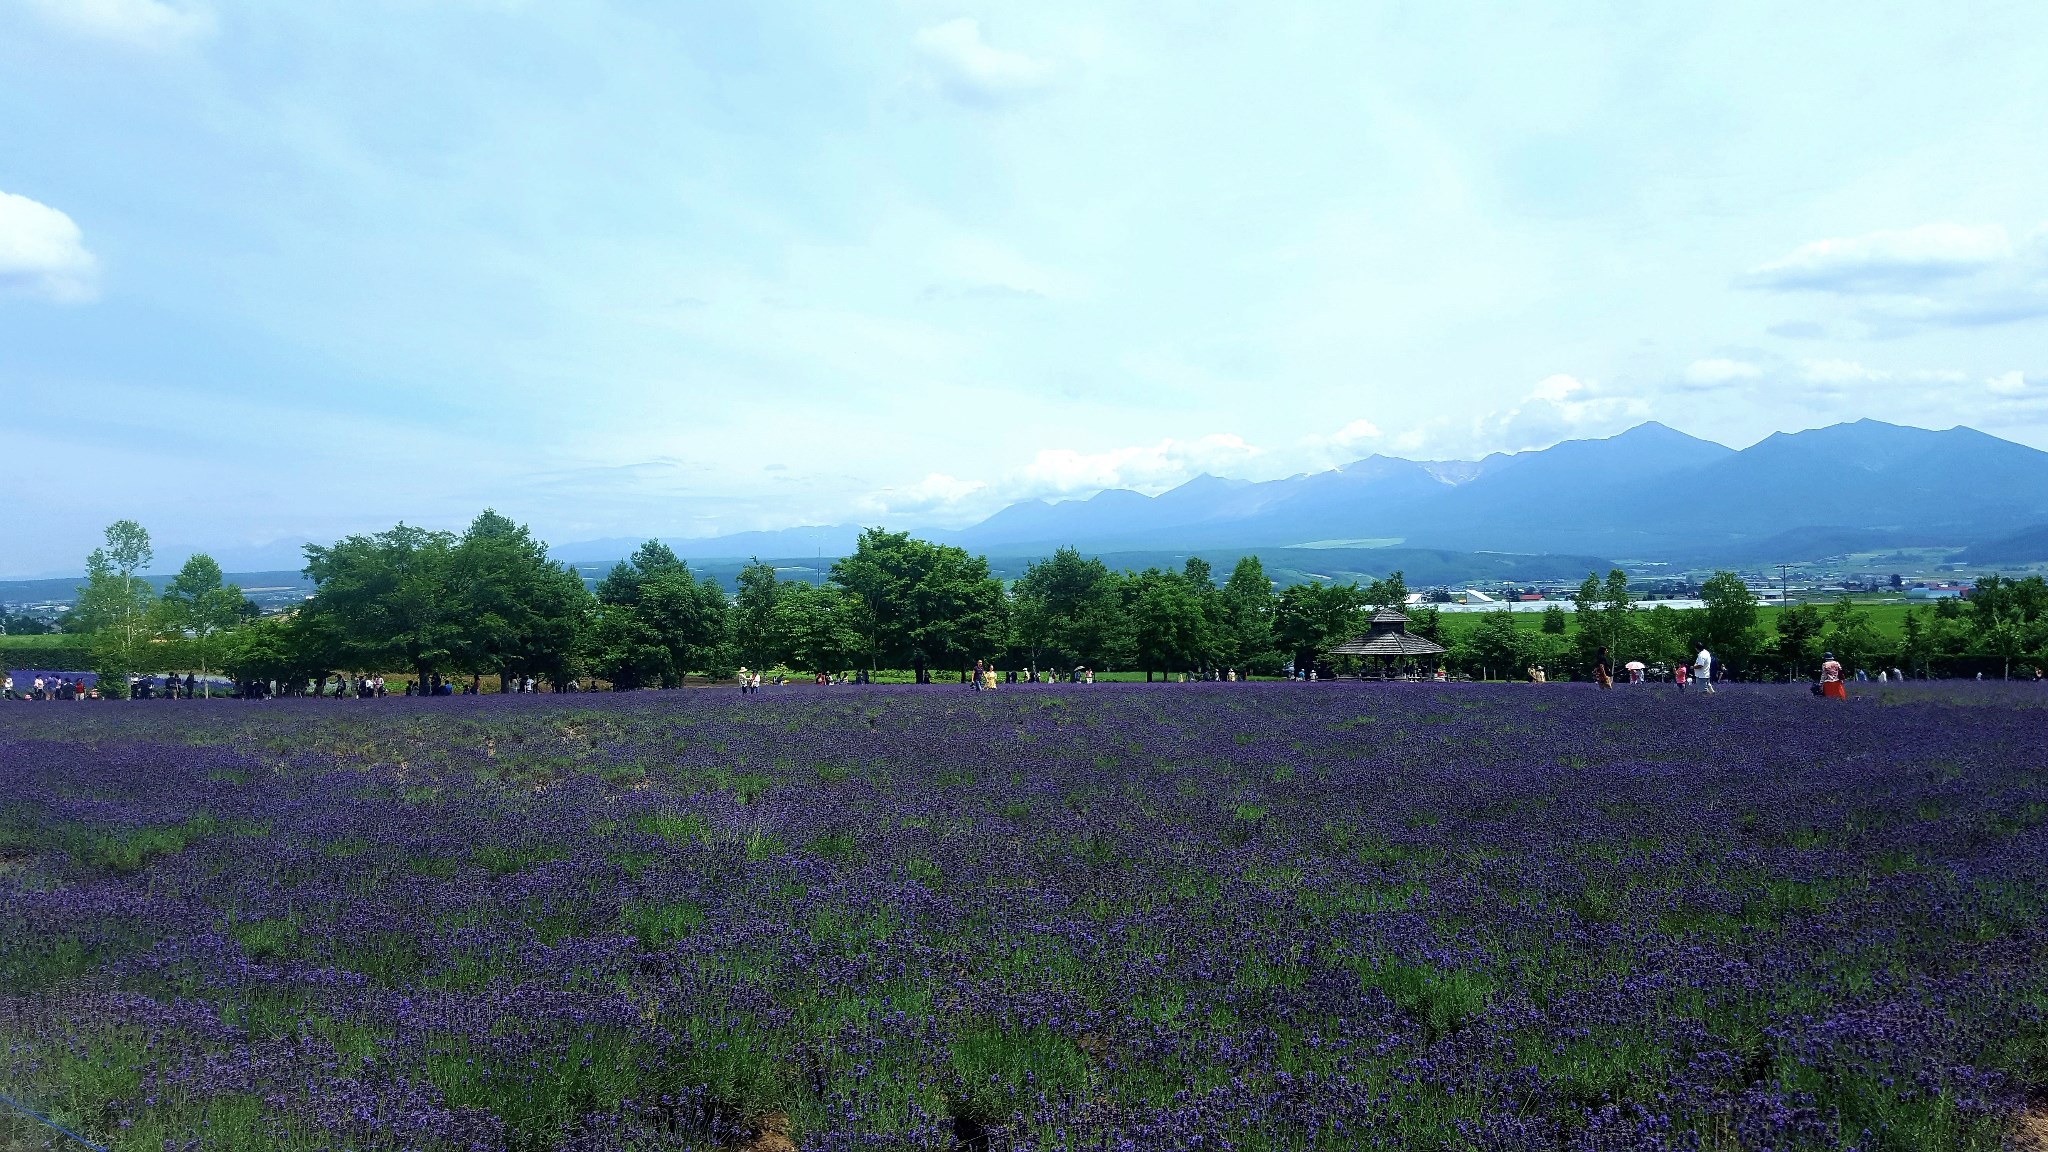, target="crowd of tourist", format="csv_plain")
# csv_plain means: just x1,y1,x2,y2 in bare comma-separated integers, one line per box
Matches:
1,673,99,701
